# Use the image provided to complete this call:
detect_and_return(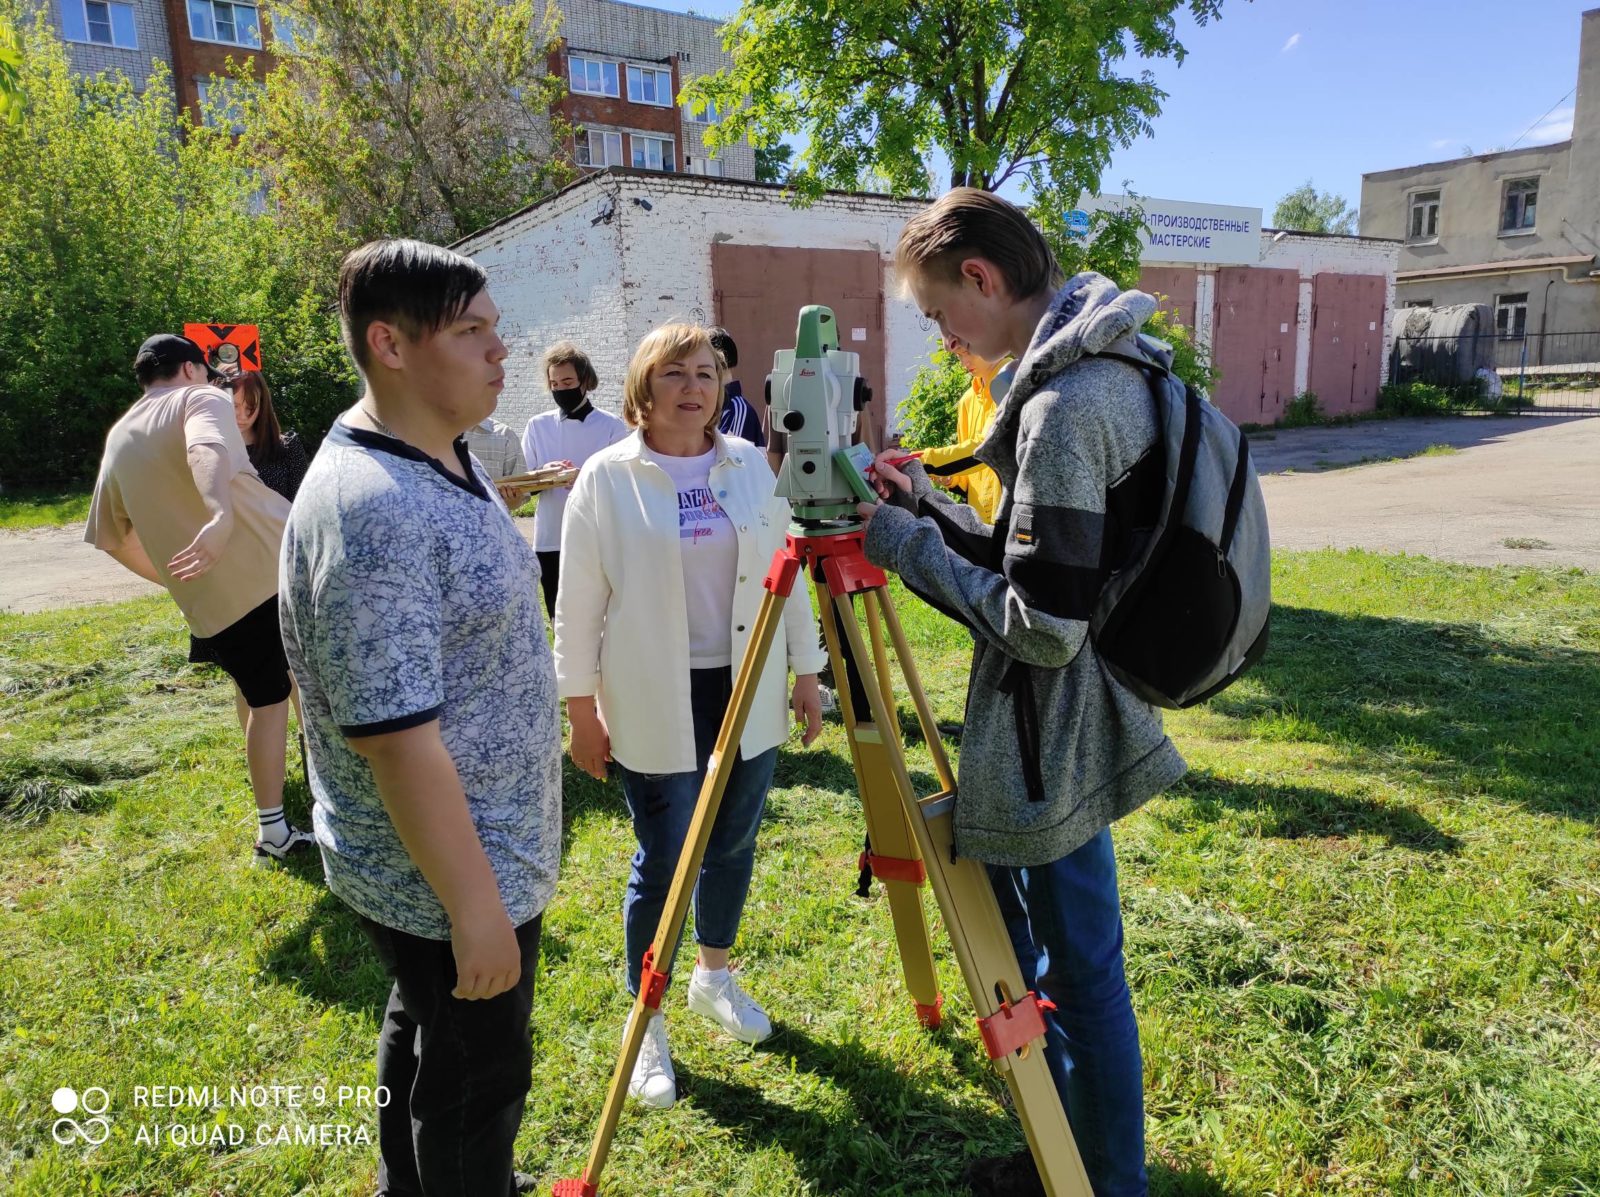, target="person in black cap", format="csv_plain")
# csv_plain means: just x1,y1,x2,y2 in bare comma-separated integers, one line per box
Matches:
708,327,767,450
85,333,313,865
